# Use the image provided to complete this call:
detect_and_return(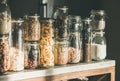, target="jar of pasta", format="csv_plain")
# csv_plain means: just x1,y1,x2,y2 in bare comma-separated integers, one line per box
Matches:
40,18,54,68
53,40,68,65
24,41,40,69
0,35,10,73
23,14,41,41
